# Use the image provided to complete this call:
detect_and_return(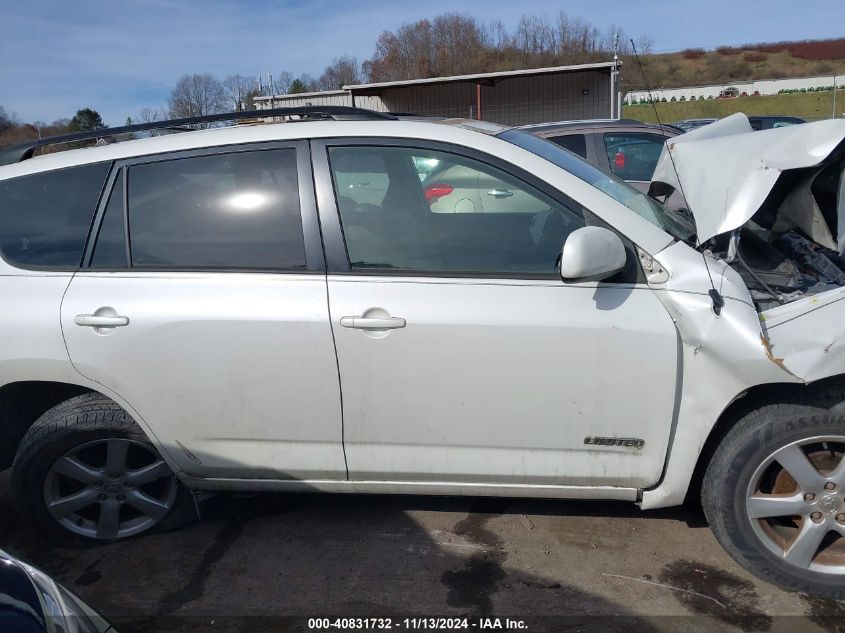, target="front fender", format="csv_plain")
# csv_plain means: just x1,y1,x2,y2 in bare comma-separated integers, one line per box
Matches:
641,242,802,509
